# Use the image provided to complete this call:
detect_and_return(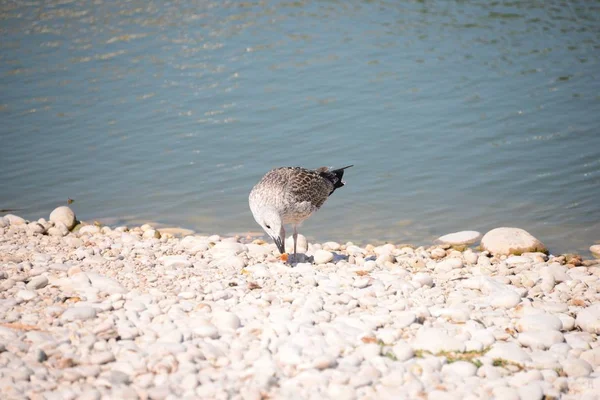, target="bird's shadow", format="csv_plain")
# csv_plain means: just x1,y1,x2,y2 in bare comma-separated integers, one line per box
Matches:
332,253,349,263
286,252,348,266
287,253,313,265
